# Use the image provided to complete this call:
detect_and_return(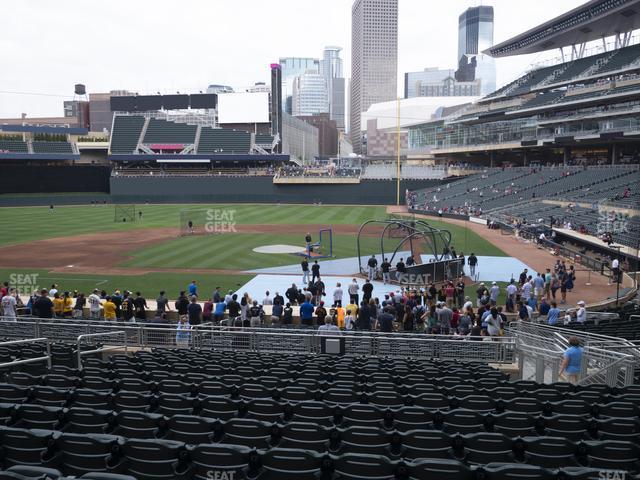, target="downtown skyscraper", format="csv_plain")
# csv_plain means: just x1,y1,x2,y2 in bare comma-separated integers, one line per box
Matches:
322,46,346,130
455,6,496,96
350,0,398,153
